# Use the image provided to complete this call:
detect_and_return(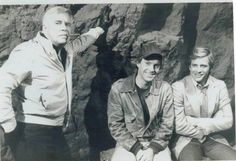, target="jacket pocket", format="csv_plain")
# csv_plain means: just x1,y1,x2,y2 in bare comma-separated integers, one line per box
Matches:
125,115,136,123
39,92,47,109
39,89,53,110
38,88,67,117
125,115,137,132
